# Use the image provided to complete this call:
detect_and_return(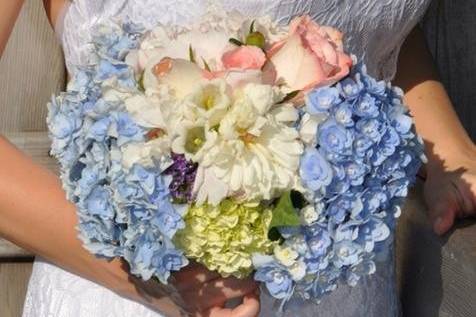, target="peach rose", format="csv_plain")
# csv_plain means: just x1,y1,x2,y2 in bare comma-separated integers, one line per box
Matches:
266,15,352,92
221,45,267,70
